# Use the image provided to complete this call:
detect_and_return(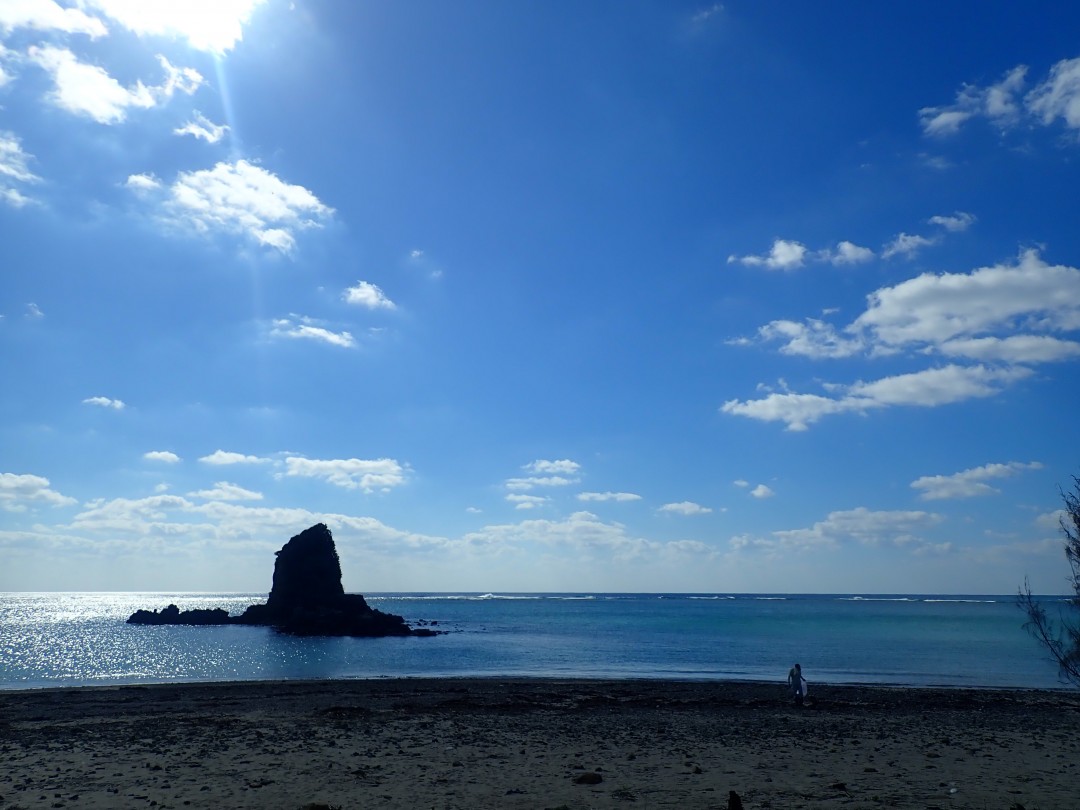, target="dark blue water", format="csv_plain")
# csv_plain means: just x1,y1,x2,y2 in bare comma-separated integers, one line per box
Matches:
0,592,1071,690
